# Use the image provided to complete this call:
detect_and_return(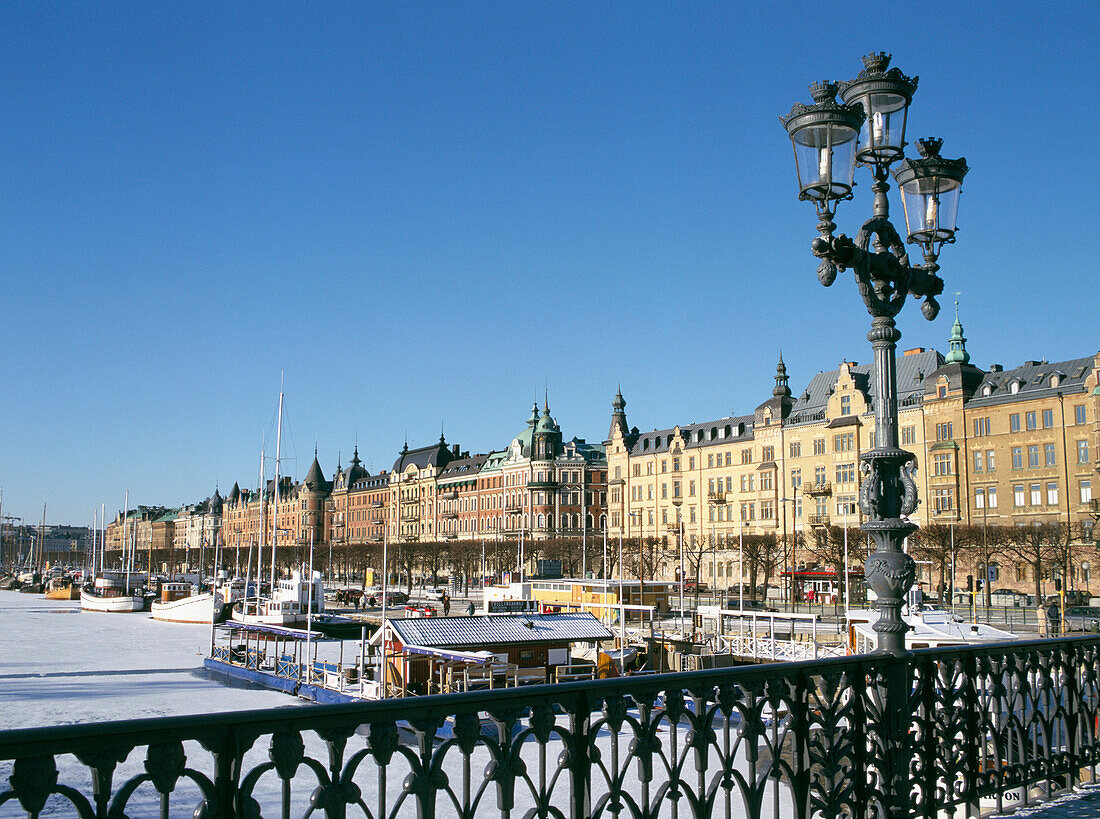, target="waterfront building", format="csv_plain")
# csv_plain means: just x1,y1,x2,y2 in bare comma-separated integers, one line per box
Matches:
607,319,1099,593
